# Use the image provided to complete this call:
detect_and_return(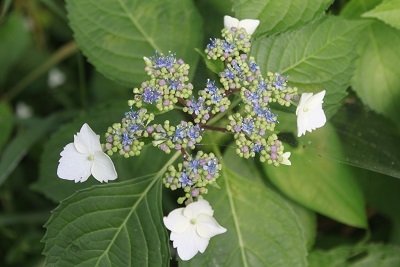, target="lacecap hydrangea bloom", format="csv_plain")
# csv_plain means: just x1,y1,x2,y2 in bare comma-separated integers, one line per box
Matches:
163,199,227,260
296,90,327,137
57,123,117,183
